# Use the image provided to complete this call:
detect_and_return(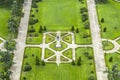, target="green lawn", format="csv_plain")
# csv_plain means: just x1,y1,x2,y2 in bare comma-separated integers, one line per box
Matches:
45,34,55,44
117,39,120,44
26,33,43,44
21,47,96,80
102,41,114,50
45,48,54,59
0,6,11,39
37,0,80,30
105,53,120,69
97,0,120,39
0,39,3,44
62,48,72,59
28,0,91,45
62,34,72,44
